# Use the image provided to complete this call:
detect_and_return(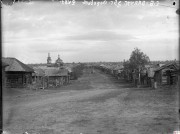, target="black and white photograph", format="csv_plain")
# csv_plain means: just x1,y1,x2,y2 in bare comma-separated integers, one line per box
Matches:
1,0,179,133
